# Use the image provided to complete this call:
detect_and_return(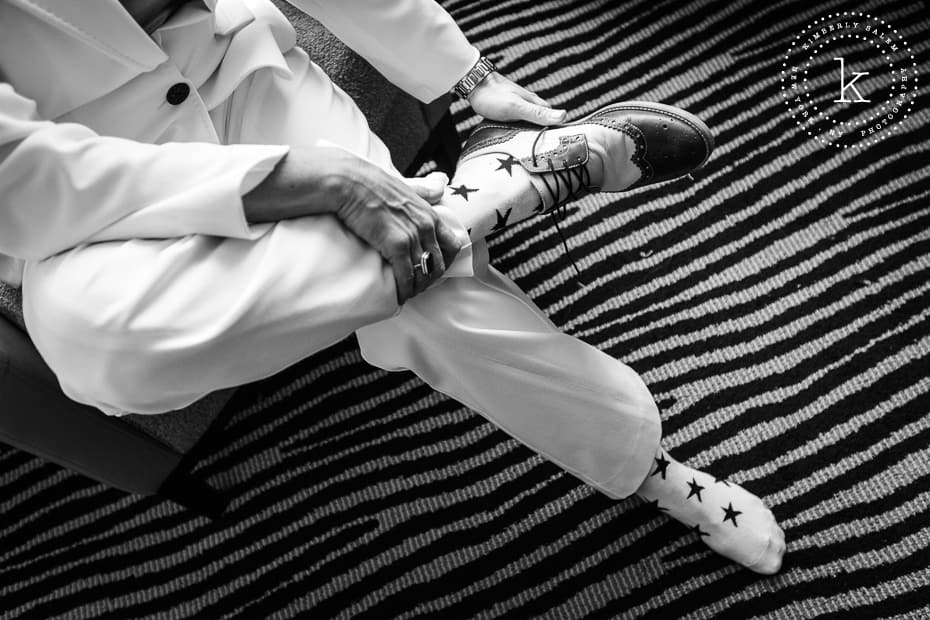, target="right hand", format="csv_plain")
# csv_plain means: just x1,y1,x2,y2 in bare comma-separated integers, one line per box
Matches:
328,153,466,305
468,71,566,125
